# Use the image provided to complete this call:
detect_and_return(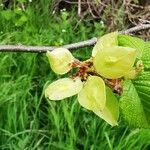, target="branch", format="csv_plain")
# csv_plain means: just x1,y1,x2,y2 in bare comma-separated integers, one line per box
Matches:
120,24,150,34
0,24,150,53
